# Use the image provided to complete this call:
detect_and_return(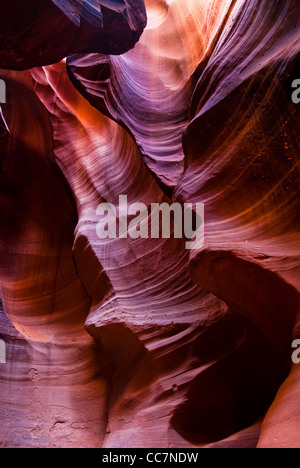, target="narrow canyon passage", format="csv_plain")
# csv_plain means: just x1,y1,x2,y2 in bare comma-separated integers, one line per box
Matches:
0,0,299,448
